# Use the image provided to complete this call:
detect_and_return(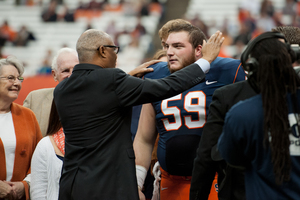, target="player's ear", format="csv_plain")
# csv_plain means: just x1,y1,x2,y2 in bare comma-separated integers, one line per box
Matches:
195,44,202,57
